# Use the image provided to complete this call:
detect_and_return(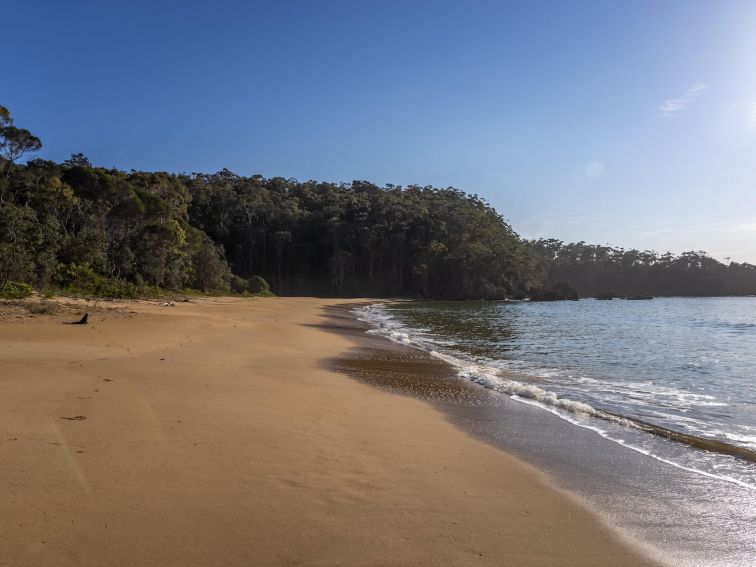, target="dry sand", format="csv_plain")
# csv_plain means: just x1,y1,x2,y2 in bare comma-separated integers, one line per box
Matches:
0,296,661,566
